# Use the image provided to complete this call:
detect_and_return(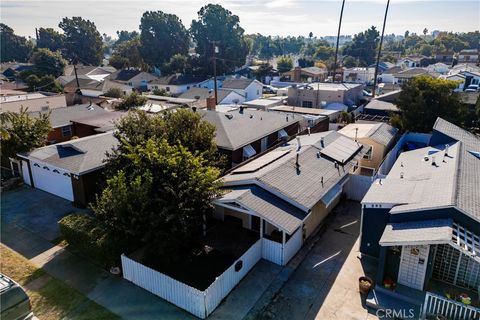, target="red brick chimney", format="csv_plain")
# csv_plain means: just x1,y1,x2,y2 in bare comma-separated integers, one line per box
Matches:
206,97,216,111
293,66,302,82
